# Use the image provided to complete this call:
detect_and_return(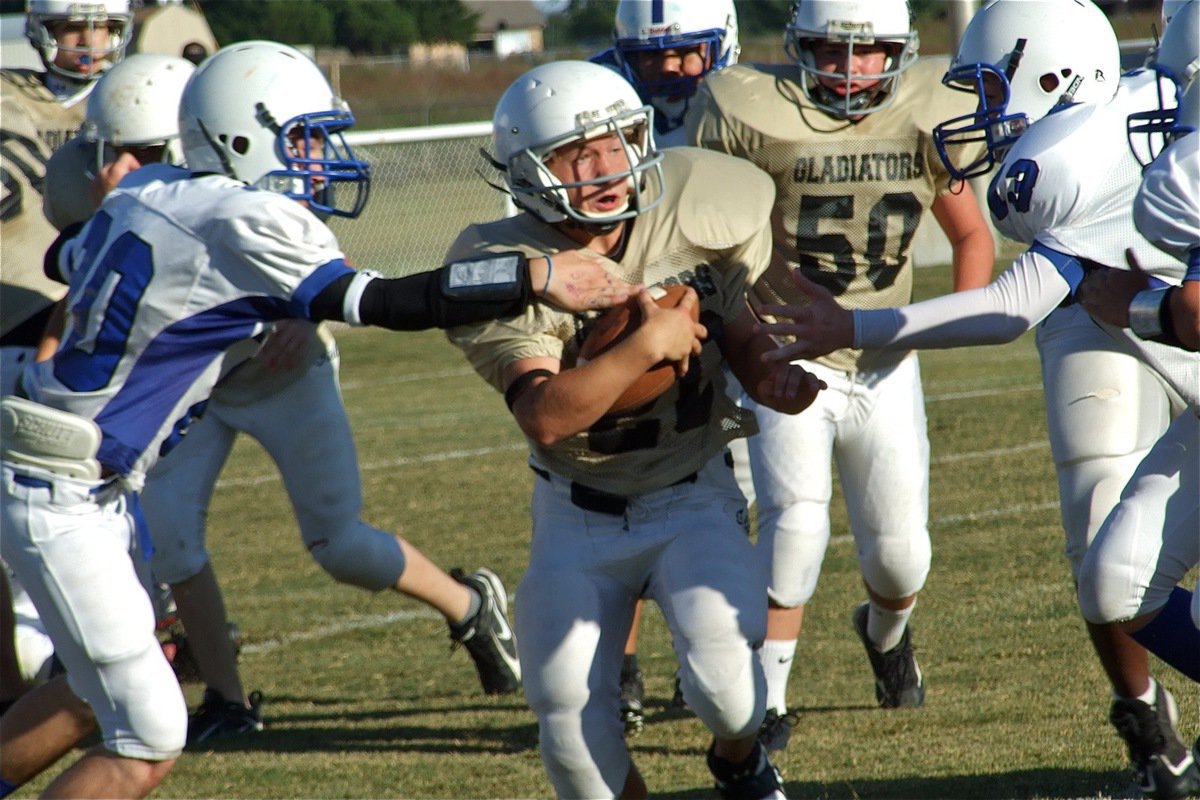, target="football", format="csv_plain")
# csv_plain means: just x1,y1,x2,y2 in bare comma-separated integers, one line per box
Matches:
578,283,699,415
